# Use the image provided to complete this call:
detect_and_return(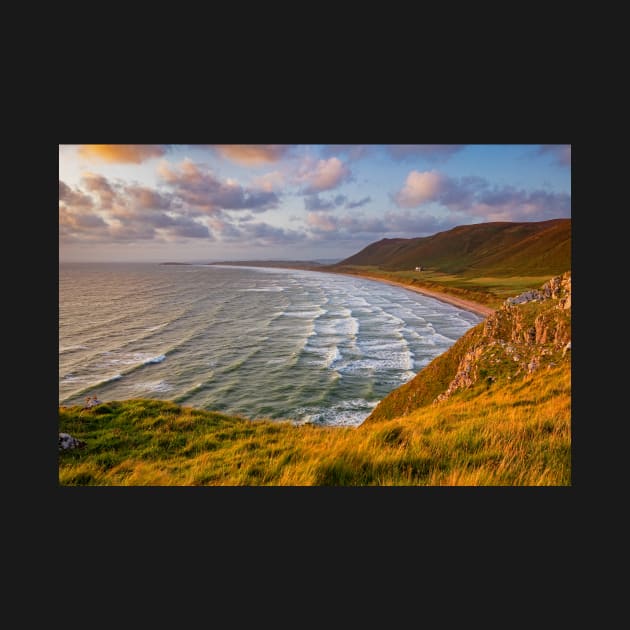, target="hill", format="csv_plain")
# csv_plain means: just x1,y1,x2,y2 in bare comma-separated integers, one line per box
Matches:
335,218,571,276
365,272,570,423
